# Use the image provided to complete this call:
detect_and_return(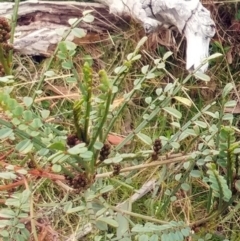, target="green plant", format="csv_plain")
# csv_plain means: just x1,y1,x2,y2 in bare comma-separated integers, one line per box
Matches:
0,189,31,241
1,48,234,241
0,4,240,241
